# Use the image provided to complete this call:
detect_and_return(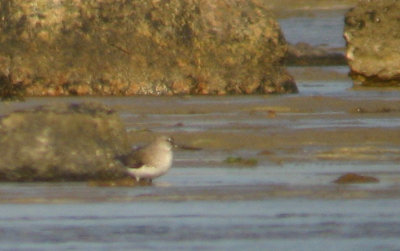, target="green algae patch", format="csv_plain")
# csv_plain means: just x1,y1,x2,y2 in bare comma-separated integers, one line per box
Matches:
224,156,258,167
